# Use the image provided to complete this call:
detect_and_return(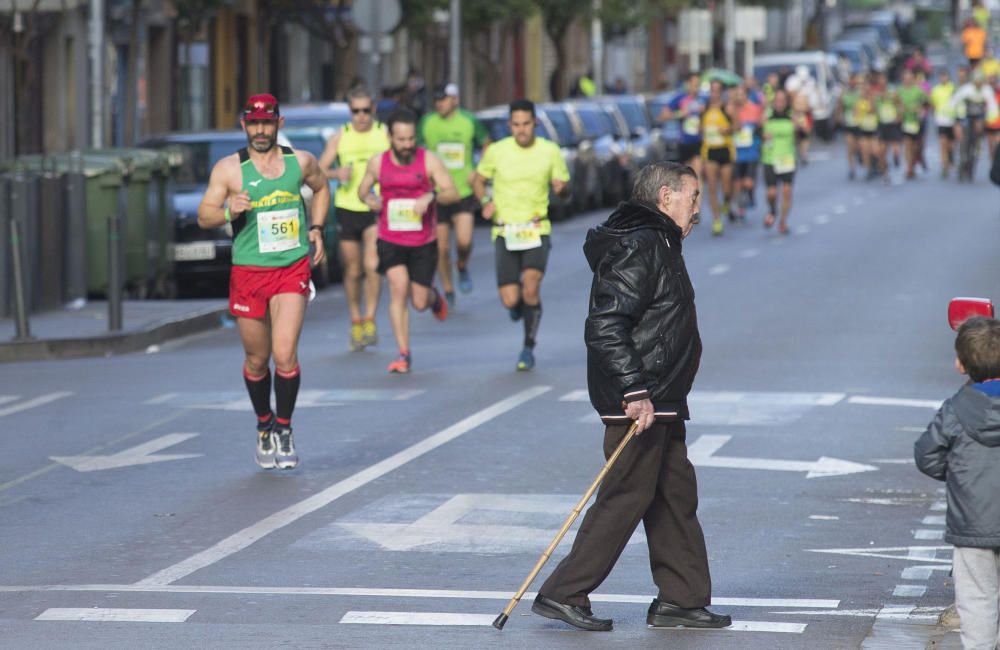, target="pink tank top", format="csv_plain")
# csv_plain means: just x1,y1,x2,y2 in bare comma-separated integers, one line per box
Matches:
377,147,437,246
